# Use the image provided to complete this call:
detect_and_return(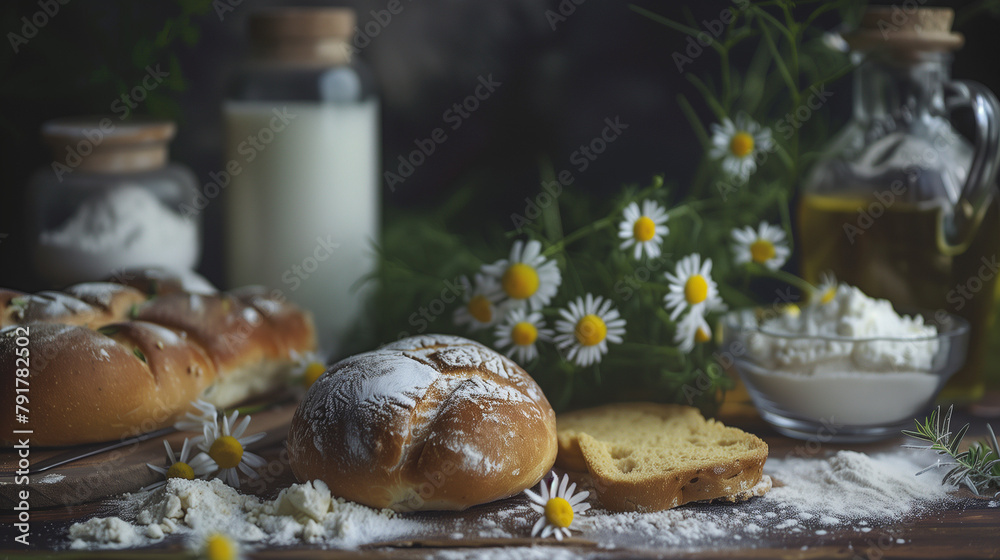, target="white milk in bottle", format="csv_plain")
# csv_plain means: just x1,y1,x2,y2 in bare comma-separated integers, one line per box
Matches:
224,8,379,356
